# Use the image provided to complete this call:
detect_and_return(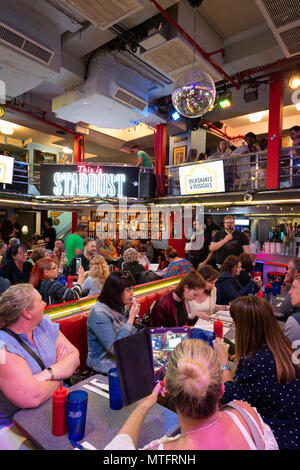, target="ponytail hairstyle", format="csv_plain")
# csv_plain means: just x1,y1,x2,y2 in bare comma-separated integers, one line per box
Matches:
0,284,35,329
29,256,55,288
166,339,222,419
165,246,178,261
